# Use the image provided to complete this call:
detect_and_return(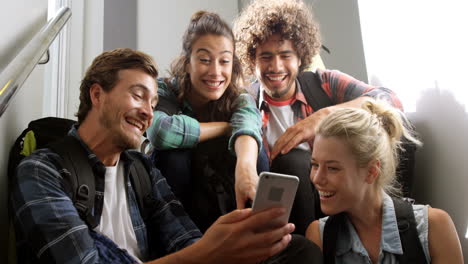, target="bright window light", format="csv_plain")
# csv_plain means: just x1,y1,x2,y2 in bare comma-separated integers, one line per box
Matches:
358,0,468,112
465,223,468,239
